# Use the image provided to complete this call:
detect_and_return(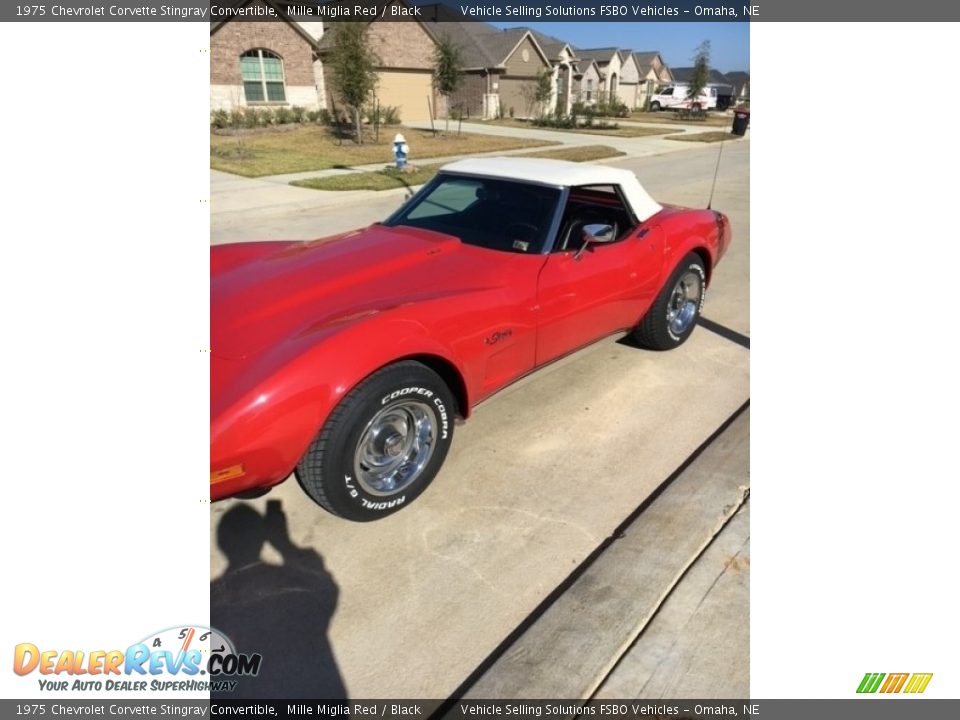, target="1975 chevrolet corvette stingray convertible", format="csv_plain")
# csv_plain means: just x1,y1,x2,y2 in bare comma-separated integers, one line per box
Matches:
211,158,731,521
